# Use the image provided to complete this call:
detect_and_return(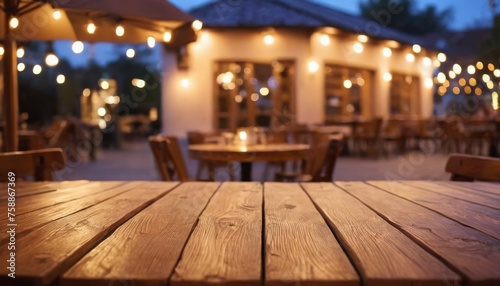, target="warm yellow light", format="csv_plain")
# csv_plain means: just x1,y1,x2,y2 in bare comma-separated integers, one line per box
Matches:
181,78,190,88
382,47,392,58
452,86,460,95
9,17,19,29
412,44,421,53
126,48,135,58
458,78,466,86
487,81,494,89
453,64,462,74
82,88,91,97
405,53,415,63
467,65,476,75
56,74,65,84
308,60,319,73
16,47,24,58
344,79,353,88
424,78,433,89
494,69,500,77
17,63,25,72
443,80,450,88
45,53,59,66
33,64,42,75
383,72,392,82
469,78,477,86
492,92,499,110
482,74,491,82
353,42,364,54
263,34,274,45
464,86,472,94
476,61,484,70
147,36,155,48
53,10,62,20
0,46,4,56
438,86,447,95
97,107,106,117
192,20,203,31
100,80,110,90
437,53,446,62
448,71,456,79
357,34,369,43
423,57,432,67
436,72,446,84
475,87,482,96
320,34,330,46
260,87,270,96
163,31,172,42
488,63,494,71
87,22,96,34
251,93,259,102
115,25,124,37
72,41,84,54
433,60,441,67
235,94,243,103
